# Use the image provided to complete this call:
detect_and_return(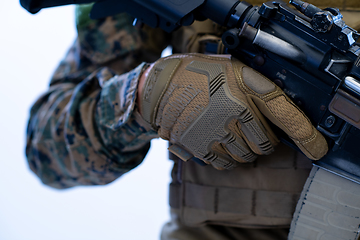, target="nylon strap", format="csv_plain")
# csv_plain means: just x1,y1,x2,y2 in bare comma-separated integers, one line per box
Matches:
289,165,360,240
170,181,299,218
